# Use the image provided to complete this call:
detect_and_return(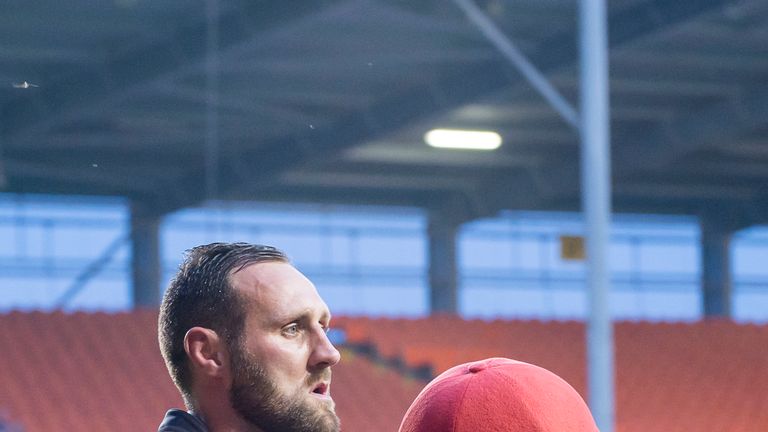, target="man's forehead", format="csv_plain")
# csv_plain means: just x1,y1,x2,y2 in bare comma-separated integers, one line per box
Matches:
230,261,330,318
230,260,296,285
